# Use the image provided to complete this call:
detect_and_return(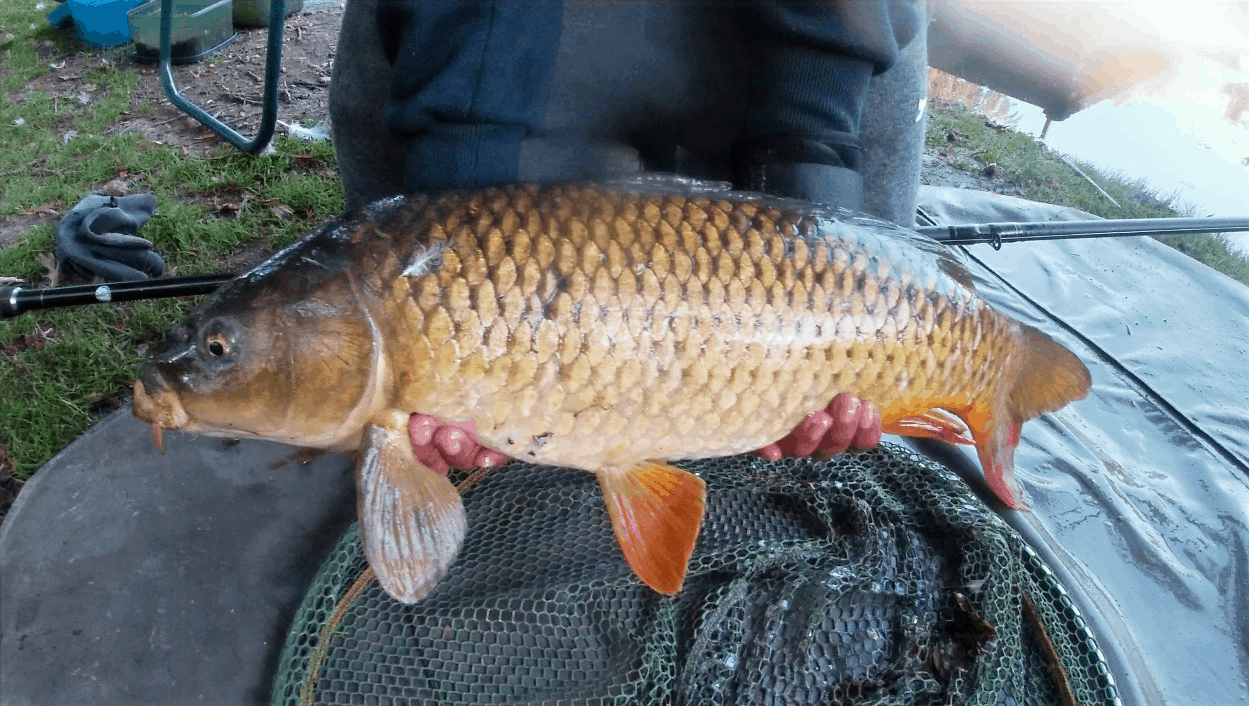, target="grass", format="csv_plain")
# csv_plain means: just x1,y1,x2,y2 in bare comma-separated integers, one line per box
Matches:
0,2,343,487
926,102,1176,220
1154,231,1249,285
2,299,187,477
0,1,78,92
927,101,1249,286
